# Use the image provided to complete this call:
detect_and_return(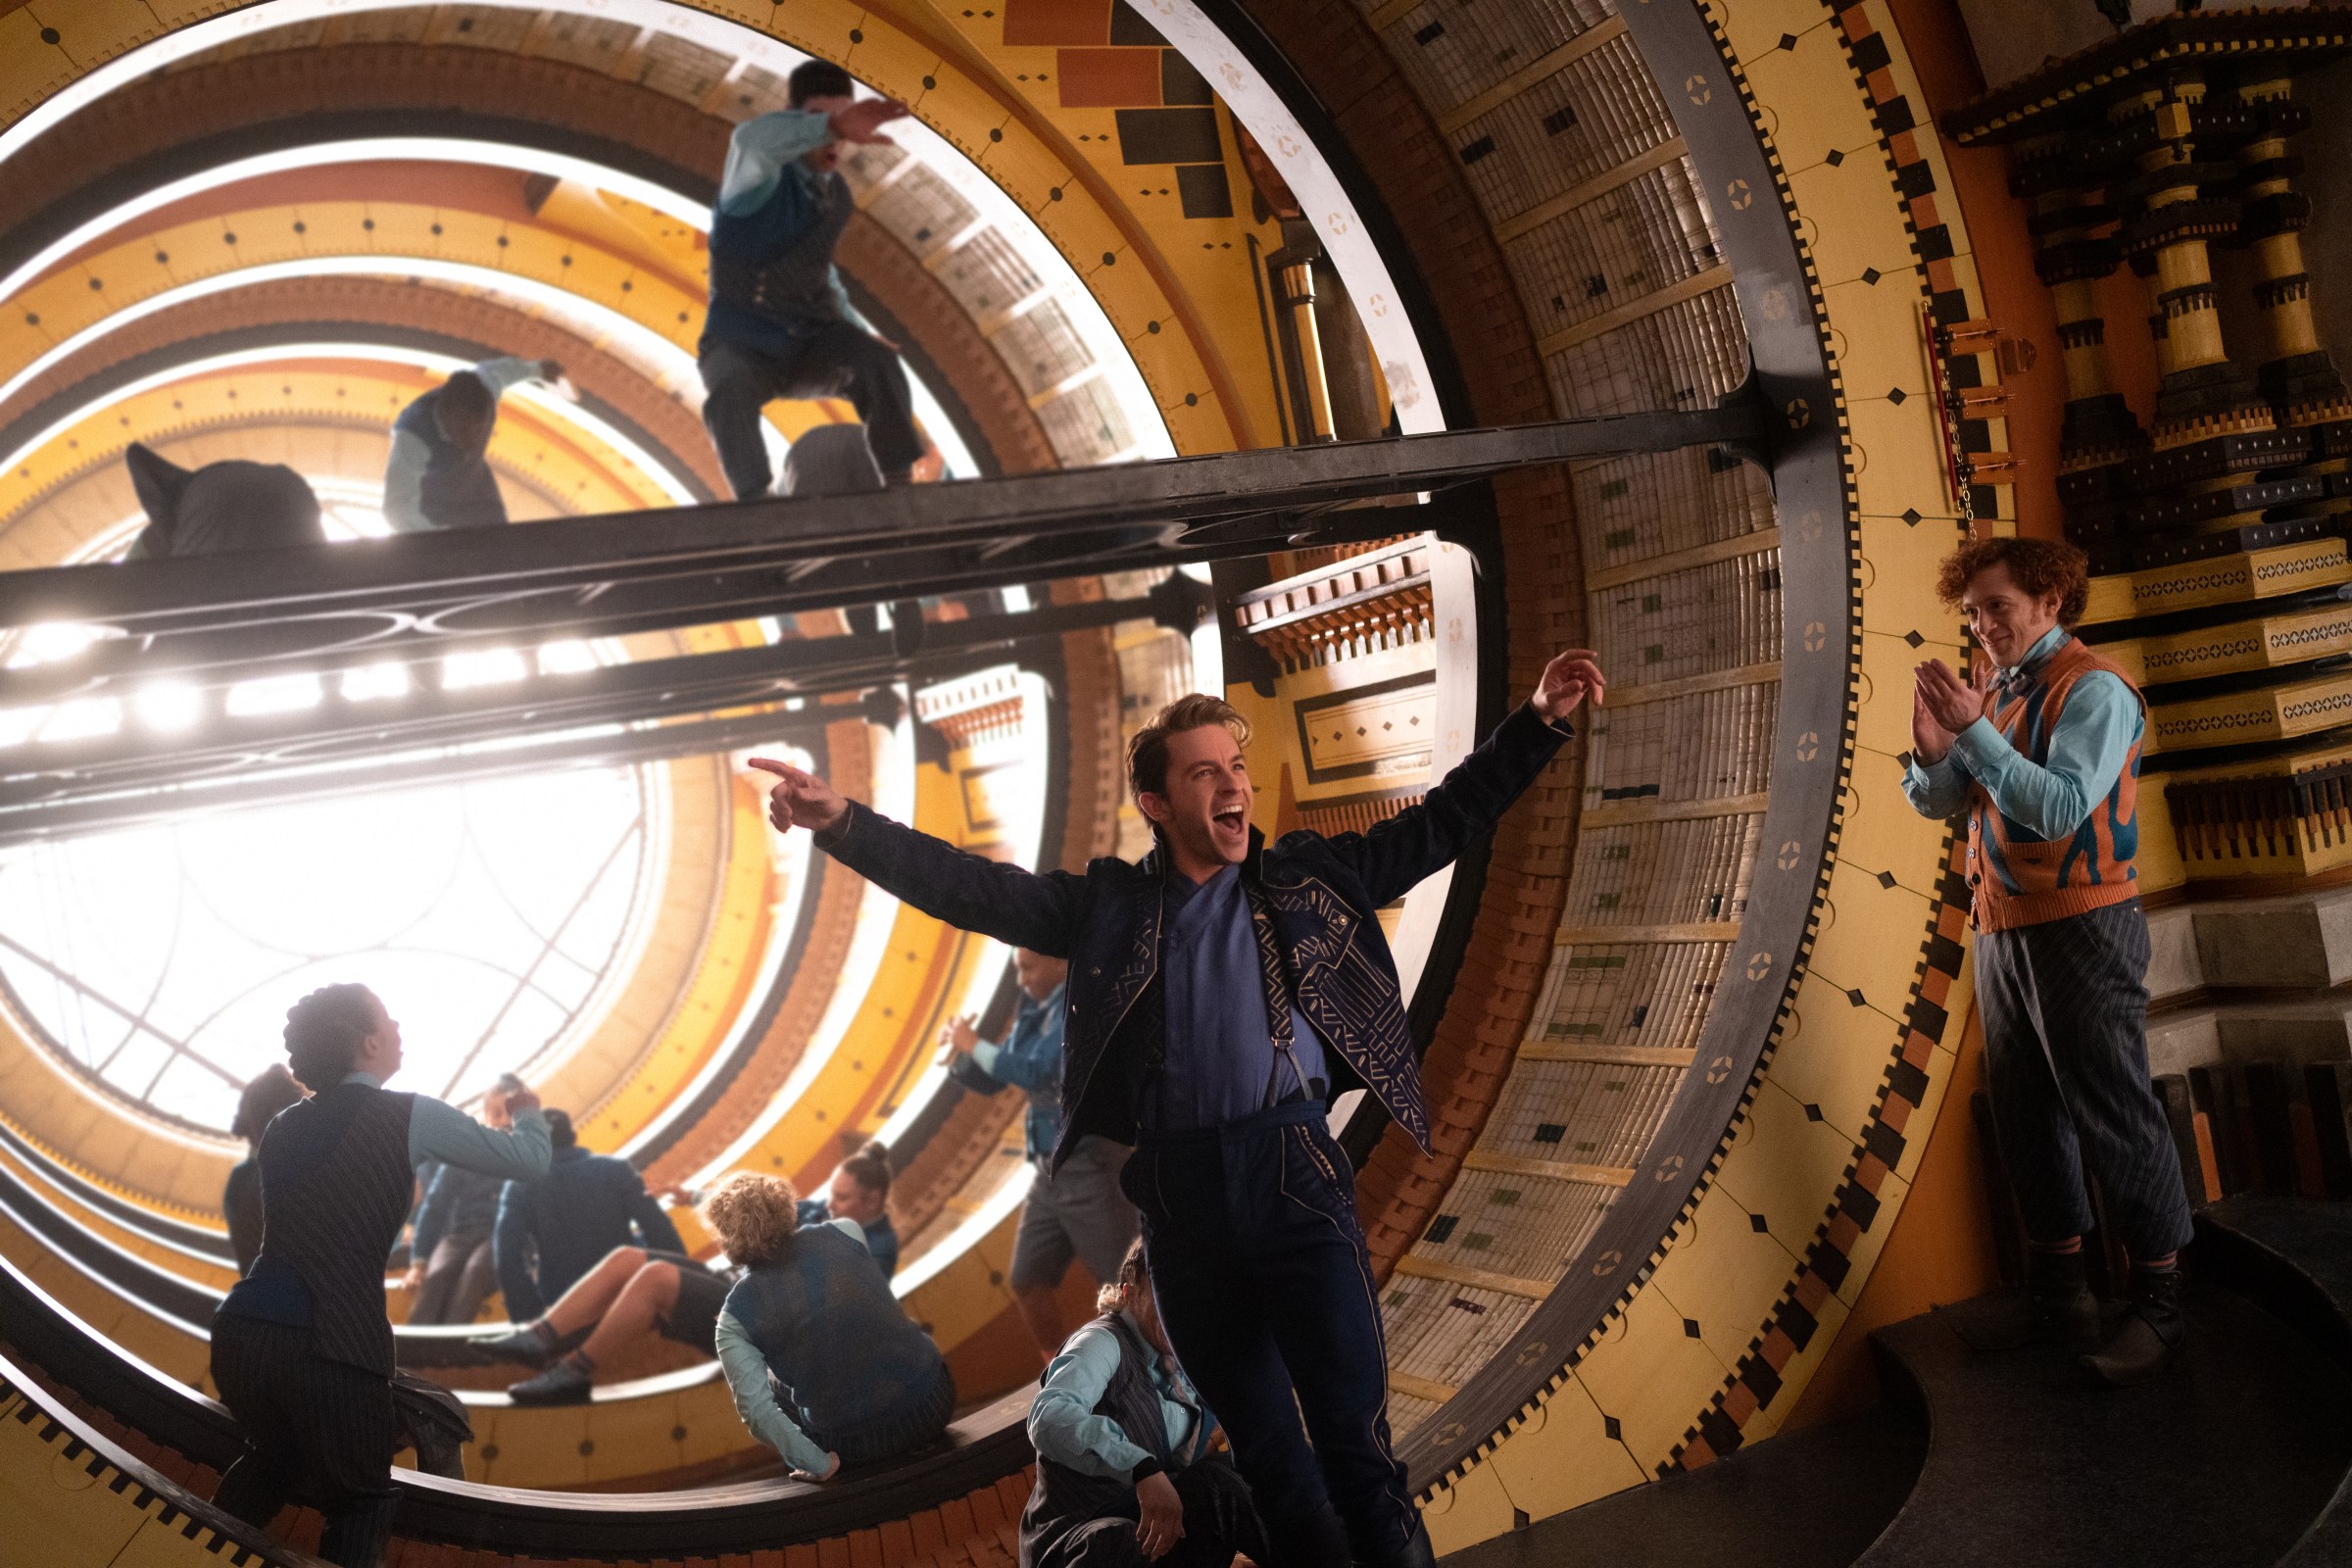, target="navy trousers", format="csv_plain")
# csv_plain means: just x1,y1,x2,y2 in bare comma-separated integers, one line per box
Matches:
699,326,923,498
1974,898,2194,1261
1122,1101,1417,1568
210,1315,401,1568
